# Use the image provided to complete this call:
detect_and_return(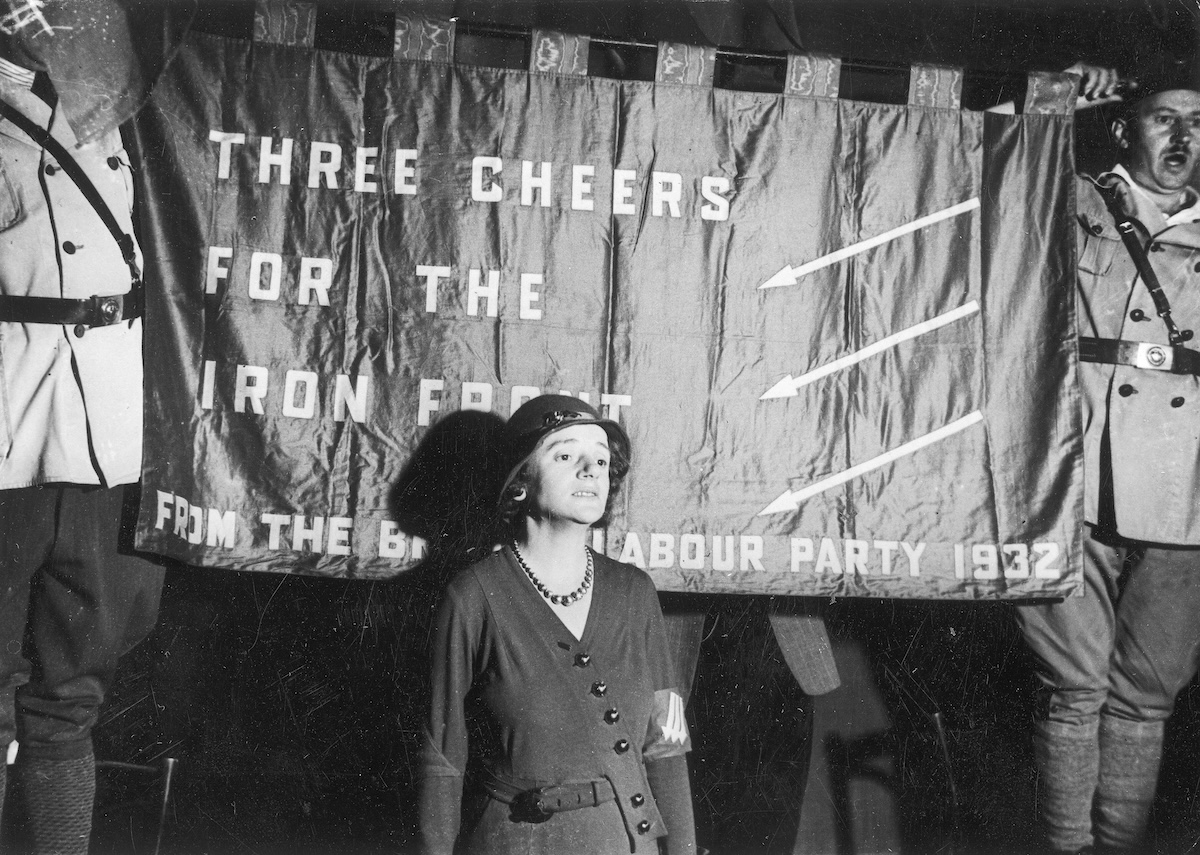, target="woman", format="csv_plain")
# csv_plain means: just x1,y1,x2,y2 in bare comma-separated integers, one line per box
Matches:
418,394,695,855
